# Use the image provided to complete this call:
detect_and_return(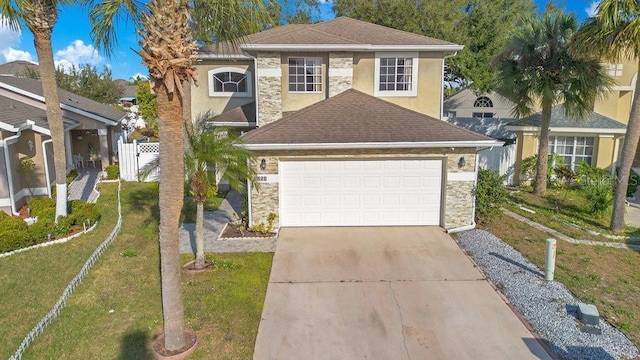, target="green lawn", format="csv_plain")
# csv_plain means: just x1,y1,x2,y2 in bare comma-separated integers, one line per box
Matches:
482,188,640,346
1,182,272,359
